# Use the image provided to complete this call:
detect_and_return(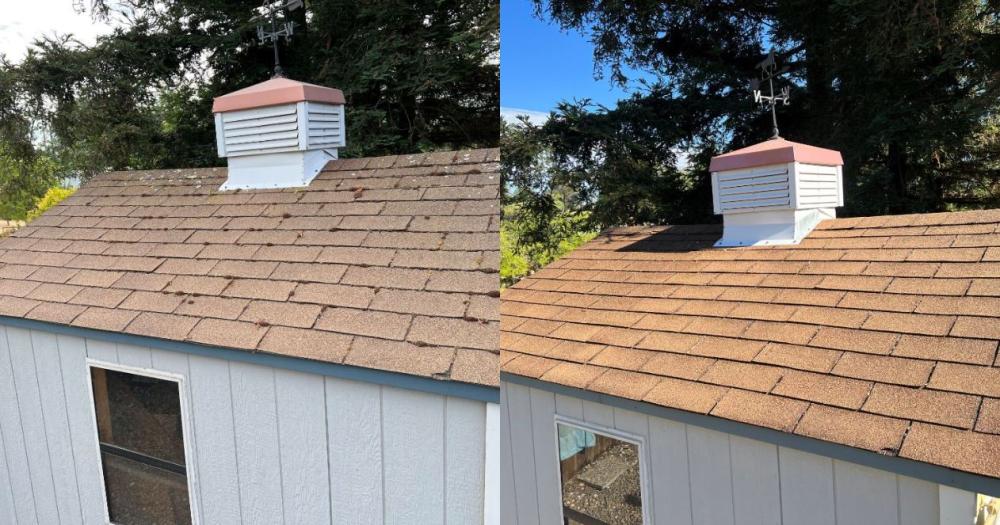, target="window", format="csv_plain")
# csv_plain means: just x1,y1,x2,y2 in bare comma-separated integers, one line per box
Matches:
556,421,646,525
977,494,998,525
90,366,193,525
